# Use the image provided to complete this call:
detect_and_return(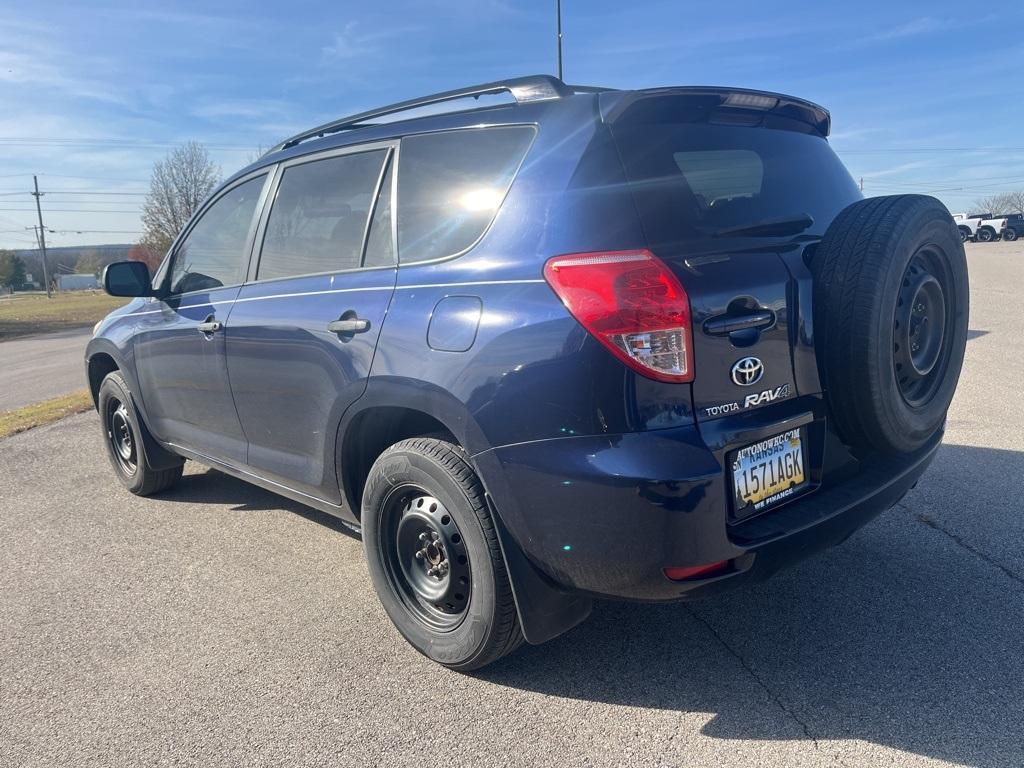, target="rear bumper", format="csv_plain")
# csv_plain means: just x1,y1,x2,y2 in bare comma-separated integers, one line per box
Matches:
474,418,940,602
